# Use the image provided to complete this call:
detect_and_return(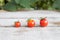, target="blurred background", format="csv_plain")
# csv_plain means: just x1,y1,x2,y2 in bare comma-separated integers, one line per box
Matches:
0,0,60,11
